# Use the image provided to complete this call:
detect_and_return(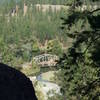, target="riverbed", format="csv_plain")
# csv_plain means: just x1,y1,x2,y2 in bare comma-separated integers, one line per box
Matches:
29,71,61,100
